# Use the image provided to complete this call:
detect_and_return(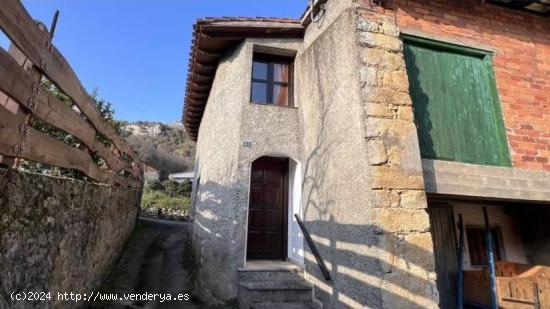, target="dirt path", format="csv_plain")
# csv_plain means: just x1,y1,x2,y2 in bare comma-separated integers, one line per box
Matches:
88,217,200,309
